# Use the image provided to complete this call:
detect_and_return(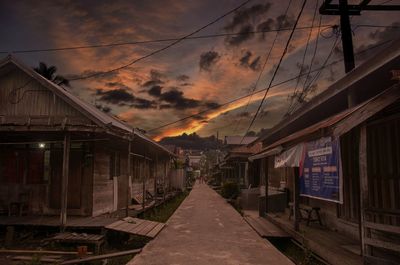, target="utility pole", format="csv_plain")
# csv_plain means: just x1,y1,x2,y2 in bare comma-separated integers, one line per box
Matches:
339,0,355,73
319,0,400,107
